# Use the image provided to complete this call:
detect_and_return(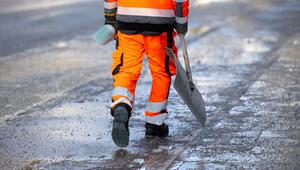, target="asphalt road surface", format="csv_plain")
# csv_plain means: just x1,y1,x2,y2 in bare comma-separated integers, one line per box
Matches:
0,0,100,57
0,0,299,169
